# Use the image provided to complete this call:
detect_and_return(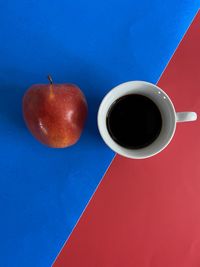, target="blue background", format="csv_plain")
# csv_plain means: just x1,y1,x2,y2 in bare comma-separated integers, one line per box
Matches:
0,1,199,266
